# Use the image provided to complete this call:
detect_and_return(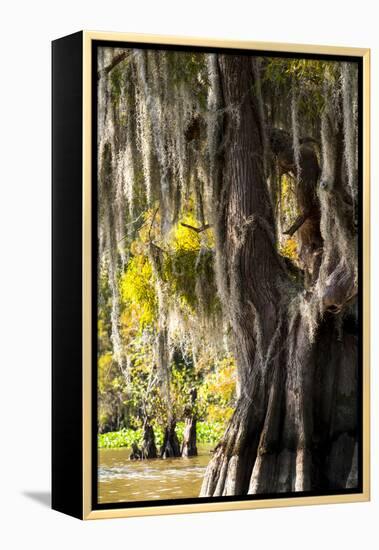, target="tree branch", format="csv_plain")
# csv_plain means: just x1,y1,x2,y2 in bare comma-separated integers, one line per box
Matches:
180,222,212,233
283,212,309,236
98,52,130,80
148,207,160,243
116,213,145,244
